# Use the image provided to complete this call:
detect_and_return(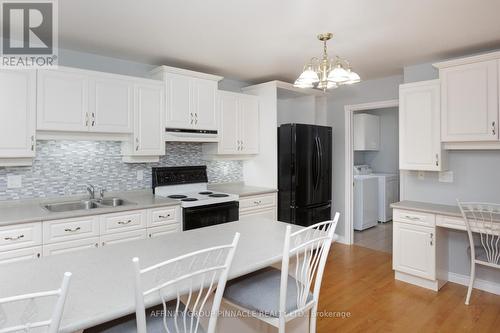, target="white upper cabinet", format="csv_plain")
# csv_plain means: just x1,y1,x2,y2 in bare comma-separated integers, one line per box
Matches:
37,67,136,134
353,113,380,151
37,67,89,132
239,94,259,154
204,91,259,156
89,77,133,133
435,54,500,142
0,69,36,161
131,81,165,156
399,80,445,171
151,66,222,131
